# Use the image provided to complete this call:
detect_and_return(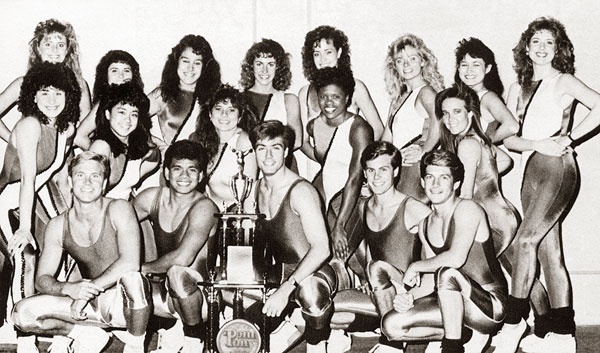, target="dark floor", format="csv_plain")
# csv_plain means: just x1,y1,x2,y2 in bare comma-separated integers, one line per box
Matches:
0,326,597,352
